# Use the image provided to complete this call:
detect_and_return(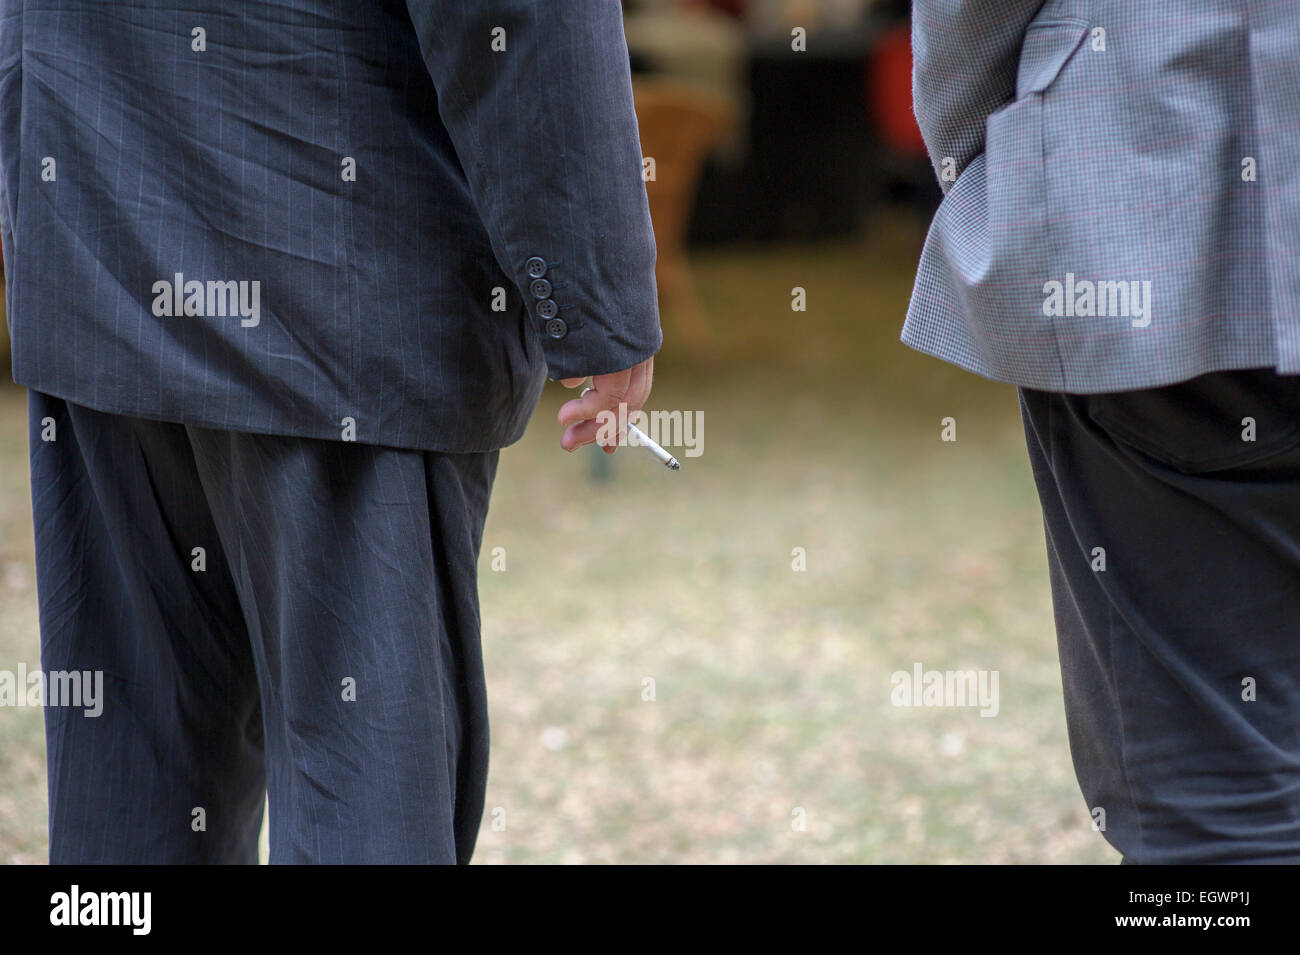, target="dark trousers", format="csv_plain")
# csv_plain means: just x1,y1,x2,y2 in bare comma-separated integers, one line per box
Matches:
1020,369,1300,863
29,390,499,864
